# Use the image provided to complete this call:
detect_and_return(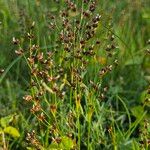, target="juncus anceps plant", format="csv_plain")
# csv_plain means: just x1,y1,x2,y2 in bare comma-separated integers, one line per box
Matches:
14,0,119,149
